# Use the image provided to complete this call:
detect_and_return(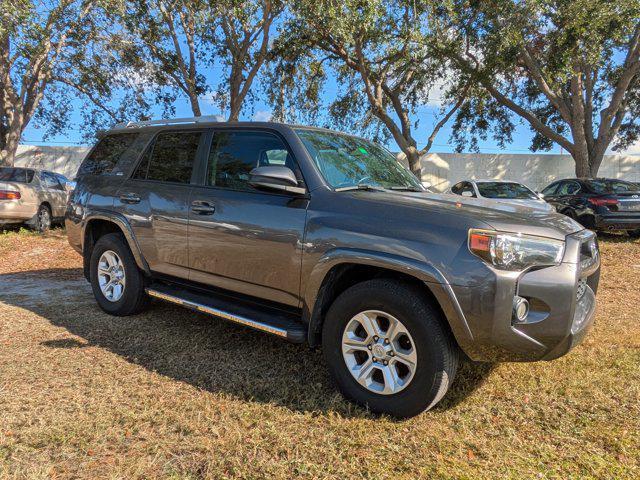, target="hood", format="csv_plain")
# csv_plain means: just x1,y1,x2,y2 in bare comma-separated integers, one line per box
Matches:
347,190,583,240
